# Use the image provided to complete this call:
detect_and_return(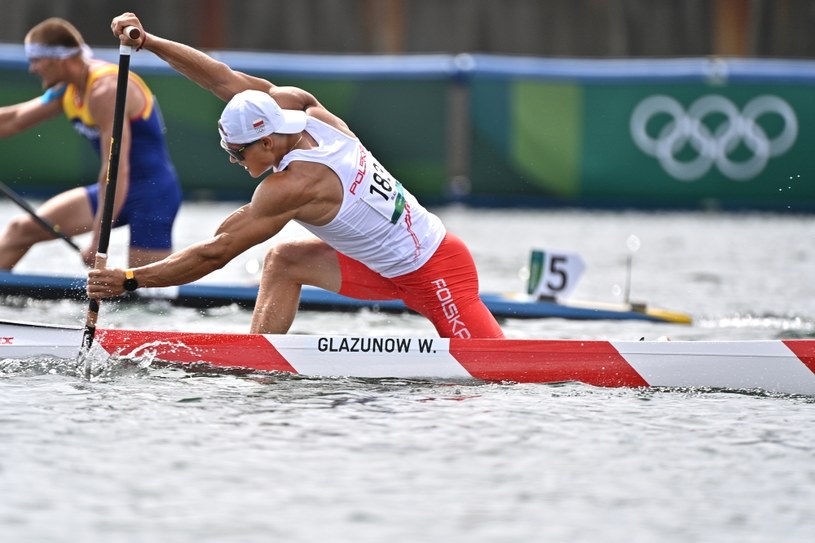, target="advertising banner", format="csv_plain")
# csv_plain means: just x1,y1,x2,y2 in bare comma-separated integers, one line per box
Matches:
467,56,815,211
